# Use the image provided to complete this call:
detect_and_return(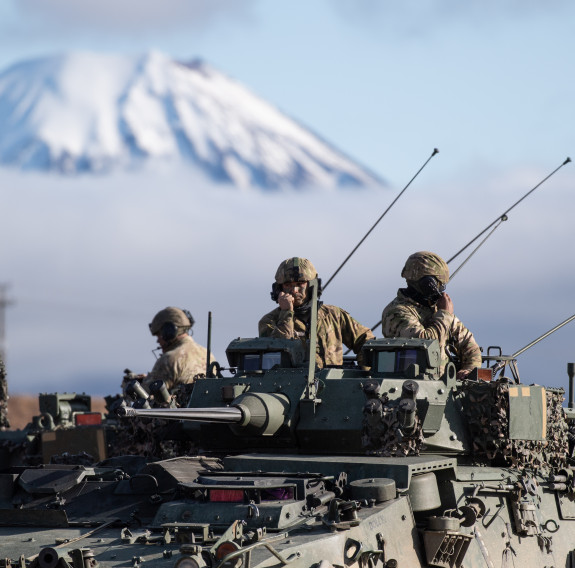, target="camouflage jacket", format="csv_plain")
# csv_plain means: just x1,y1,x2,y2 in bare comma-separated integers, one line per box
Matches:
143,335,211,392
259,304,374,367
381,290,482,373
0,356,8,429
